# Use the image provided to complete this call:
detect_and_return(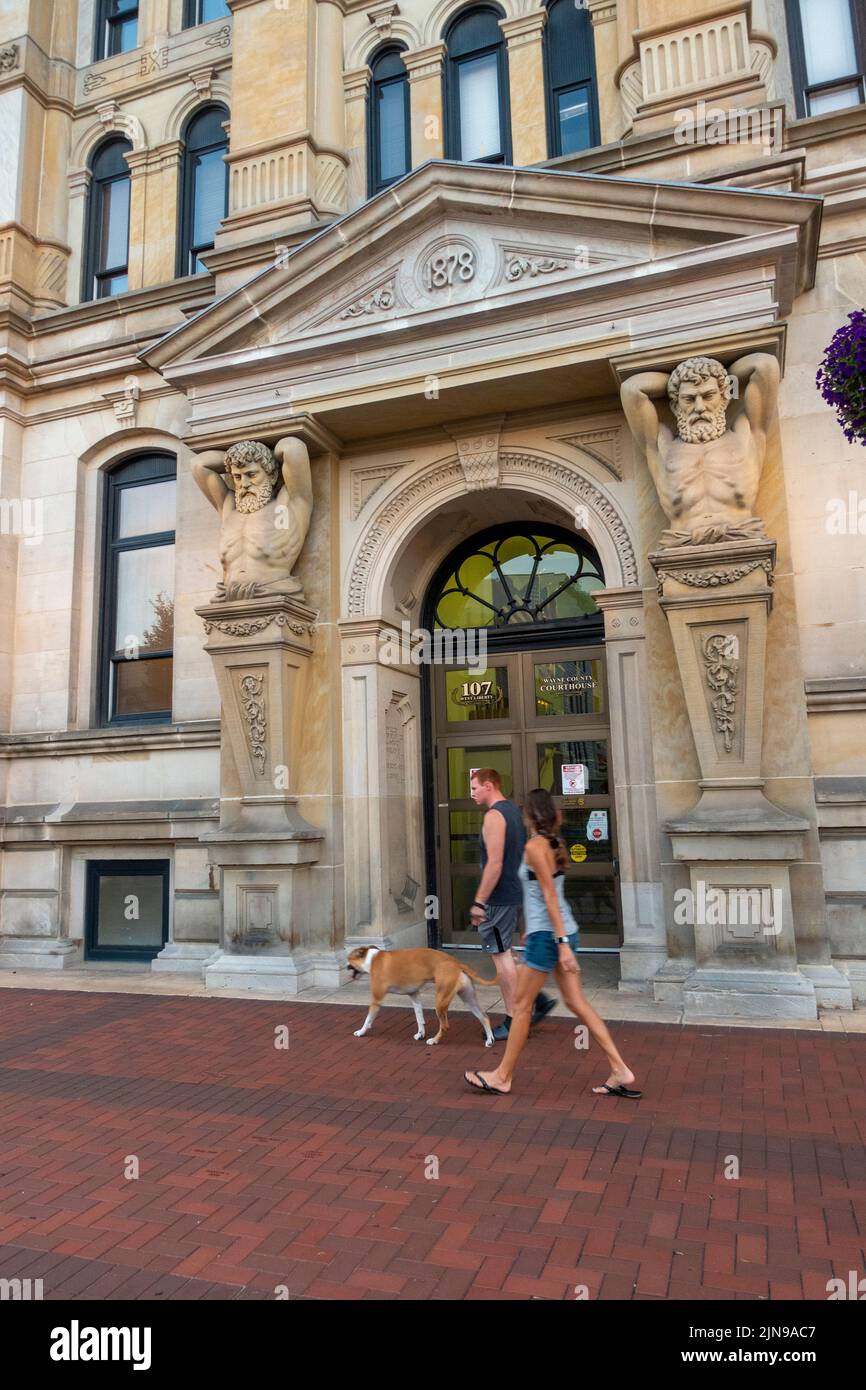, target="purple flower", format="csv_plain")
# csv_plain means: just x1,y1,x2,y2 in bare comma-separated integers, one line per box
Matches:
818,310,866,446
